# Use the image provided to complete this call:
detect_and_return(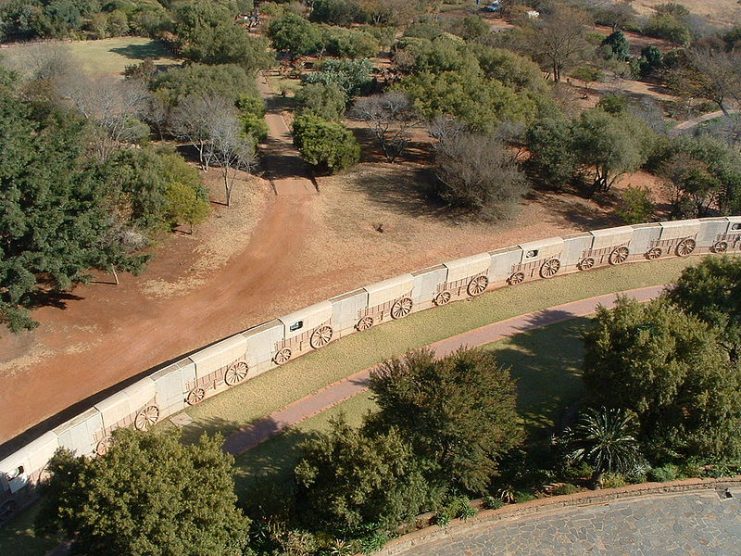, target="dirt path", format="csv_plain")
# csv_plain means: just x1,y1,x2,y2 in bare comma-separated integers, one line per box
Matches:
669,109,739,136
222,285,664,455
0,73,319,446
